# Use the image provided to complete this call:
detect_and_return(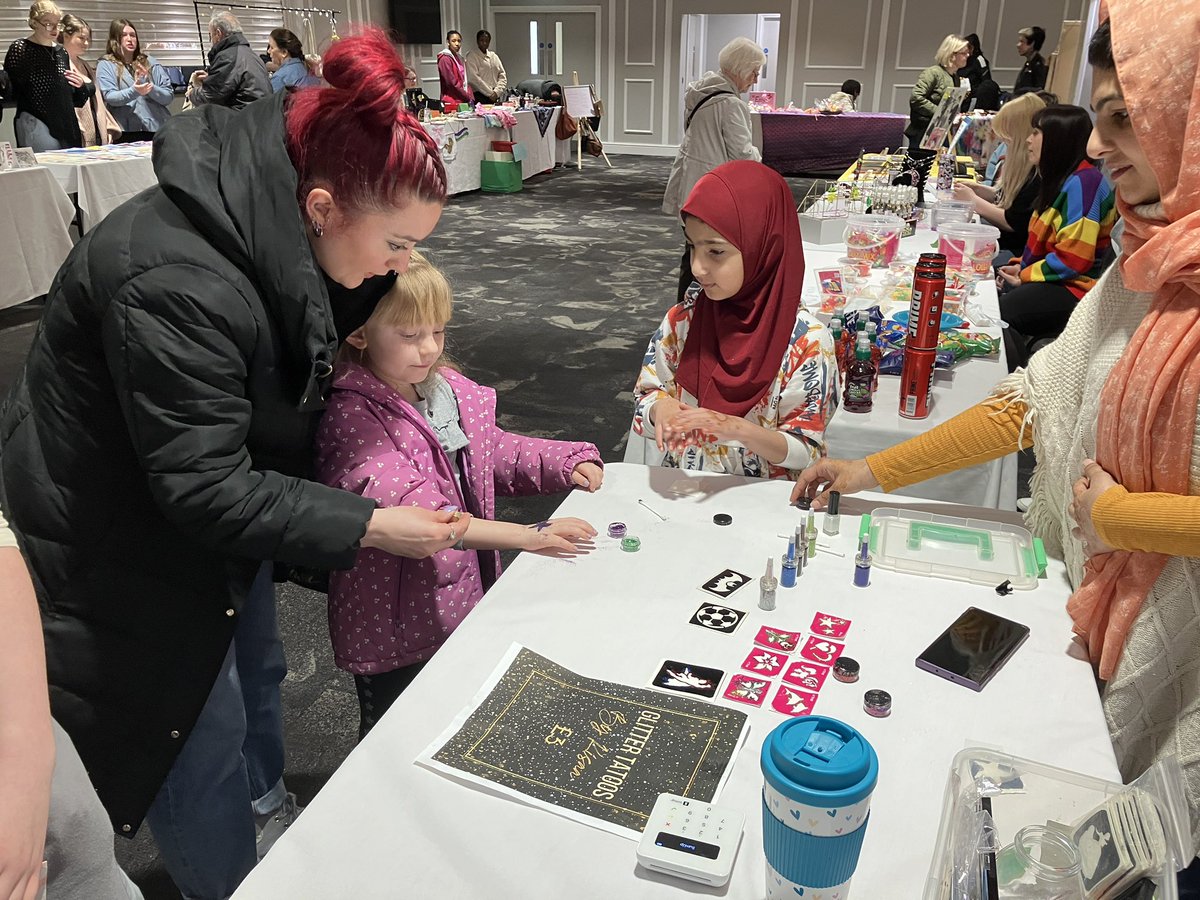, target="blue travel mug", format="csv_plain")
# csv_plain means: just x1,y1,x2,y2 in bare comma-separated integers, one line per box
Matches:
761,716,878,899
